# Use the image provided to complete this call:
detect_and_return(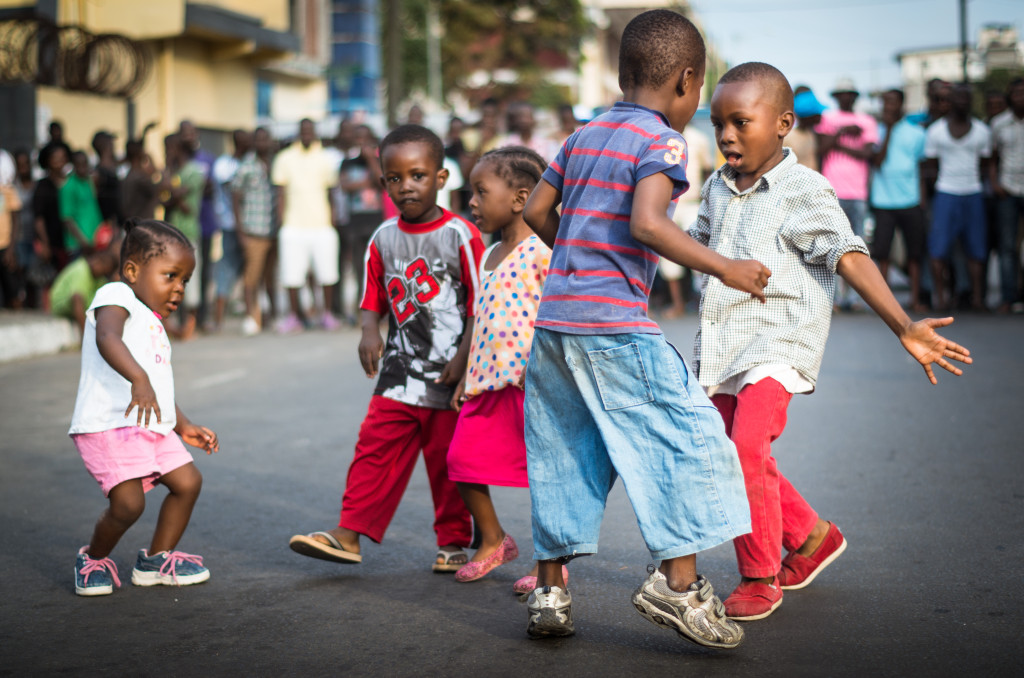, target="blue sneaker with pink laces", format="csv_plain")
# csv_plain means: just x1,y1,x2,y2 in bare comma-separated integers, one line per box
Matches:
131,549,210,586
75,546,122,596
